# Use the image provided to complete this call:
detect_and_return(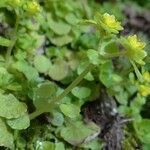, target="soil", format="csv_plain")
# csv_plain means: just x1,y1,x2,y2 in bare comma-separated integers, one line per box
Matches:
82,90,125,150
82,4,150,150
122,5,150,37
